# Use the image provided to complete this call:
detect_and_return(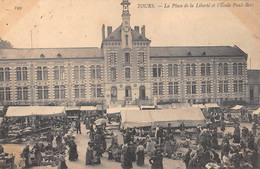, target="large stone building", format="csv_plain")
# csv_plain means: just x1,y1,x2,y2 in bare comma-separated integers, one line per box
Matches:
0,0,248,107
